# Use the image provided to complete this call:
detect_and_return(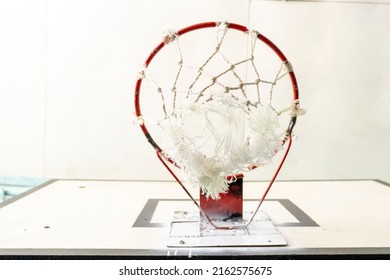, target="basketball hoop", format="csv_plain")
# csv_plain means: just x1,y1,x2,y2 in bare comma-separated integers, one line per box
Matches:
134,22,304,235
